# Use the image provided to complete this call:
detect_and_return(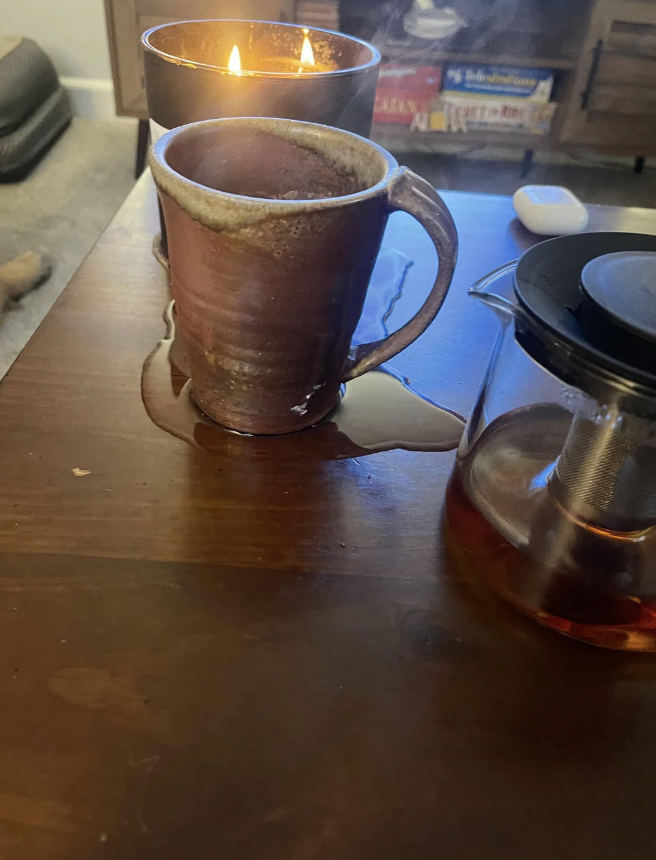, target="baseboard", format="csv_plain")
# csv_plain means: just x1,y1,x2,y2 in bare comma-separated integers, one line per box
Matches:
59,77,133,122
